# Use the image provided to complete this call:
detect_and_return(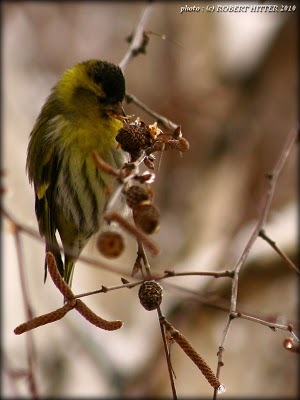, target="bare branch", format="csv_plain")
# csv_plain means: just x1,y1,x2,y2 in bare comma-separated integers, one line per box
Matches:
231,312,300,340
12,223,39,398
233,126,298,278
119,4,153,72
73,279,144,300
157,307,178,399
230,126,297,314
259,229,299,275
214,125,298,395
161,269,234,279
125,92,178,130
